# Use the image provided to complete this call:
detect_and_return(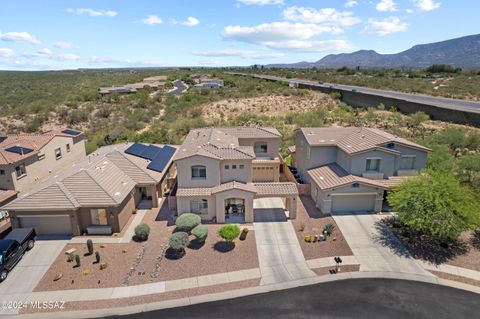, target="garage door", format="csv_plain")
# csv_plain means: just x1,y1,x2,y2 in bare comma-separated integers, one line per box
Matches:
18,215,72,235
331,194,376,213
252,166,275,182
